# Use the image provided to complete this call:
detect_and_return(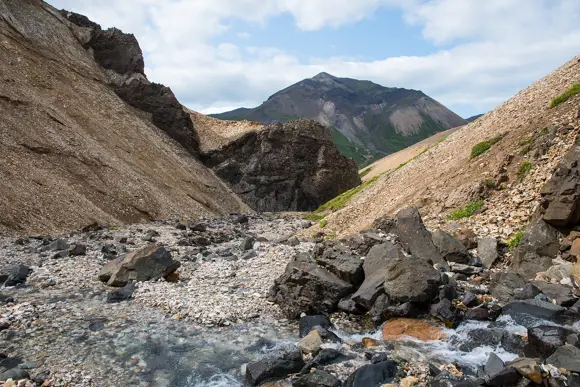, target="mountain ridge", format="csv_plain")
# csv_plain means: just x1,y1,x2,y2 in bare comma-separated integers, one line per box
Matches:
212,72,467,166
